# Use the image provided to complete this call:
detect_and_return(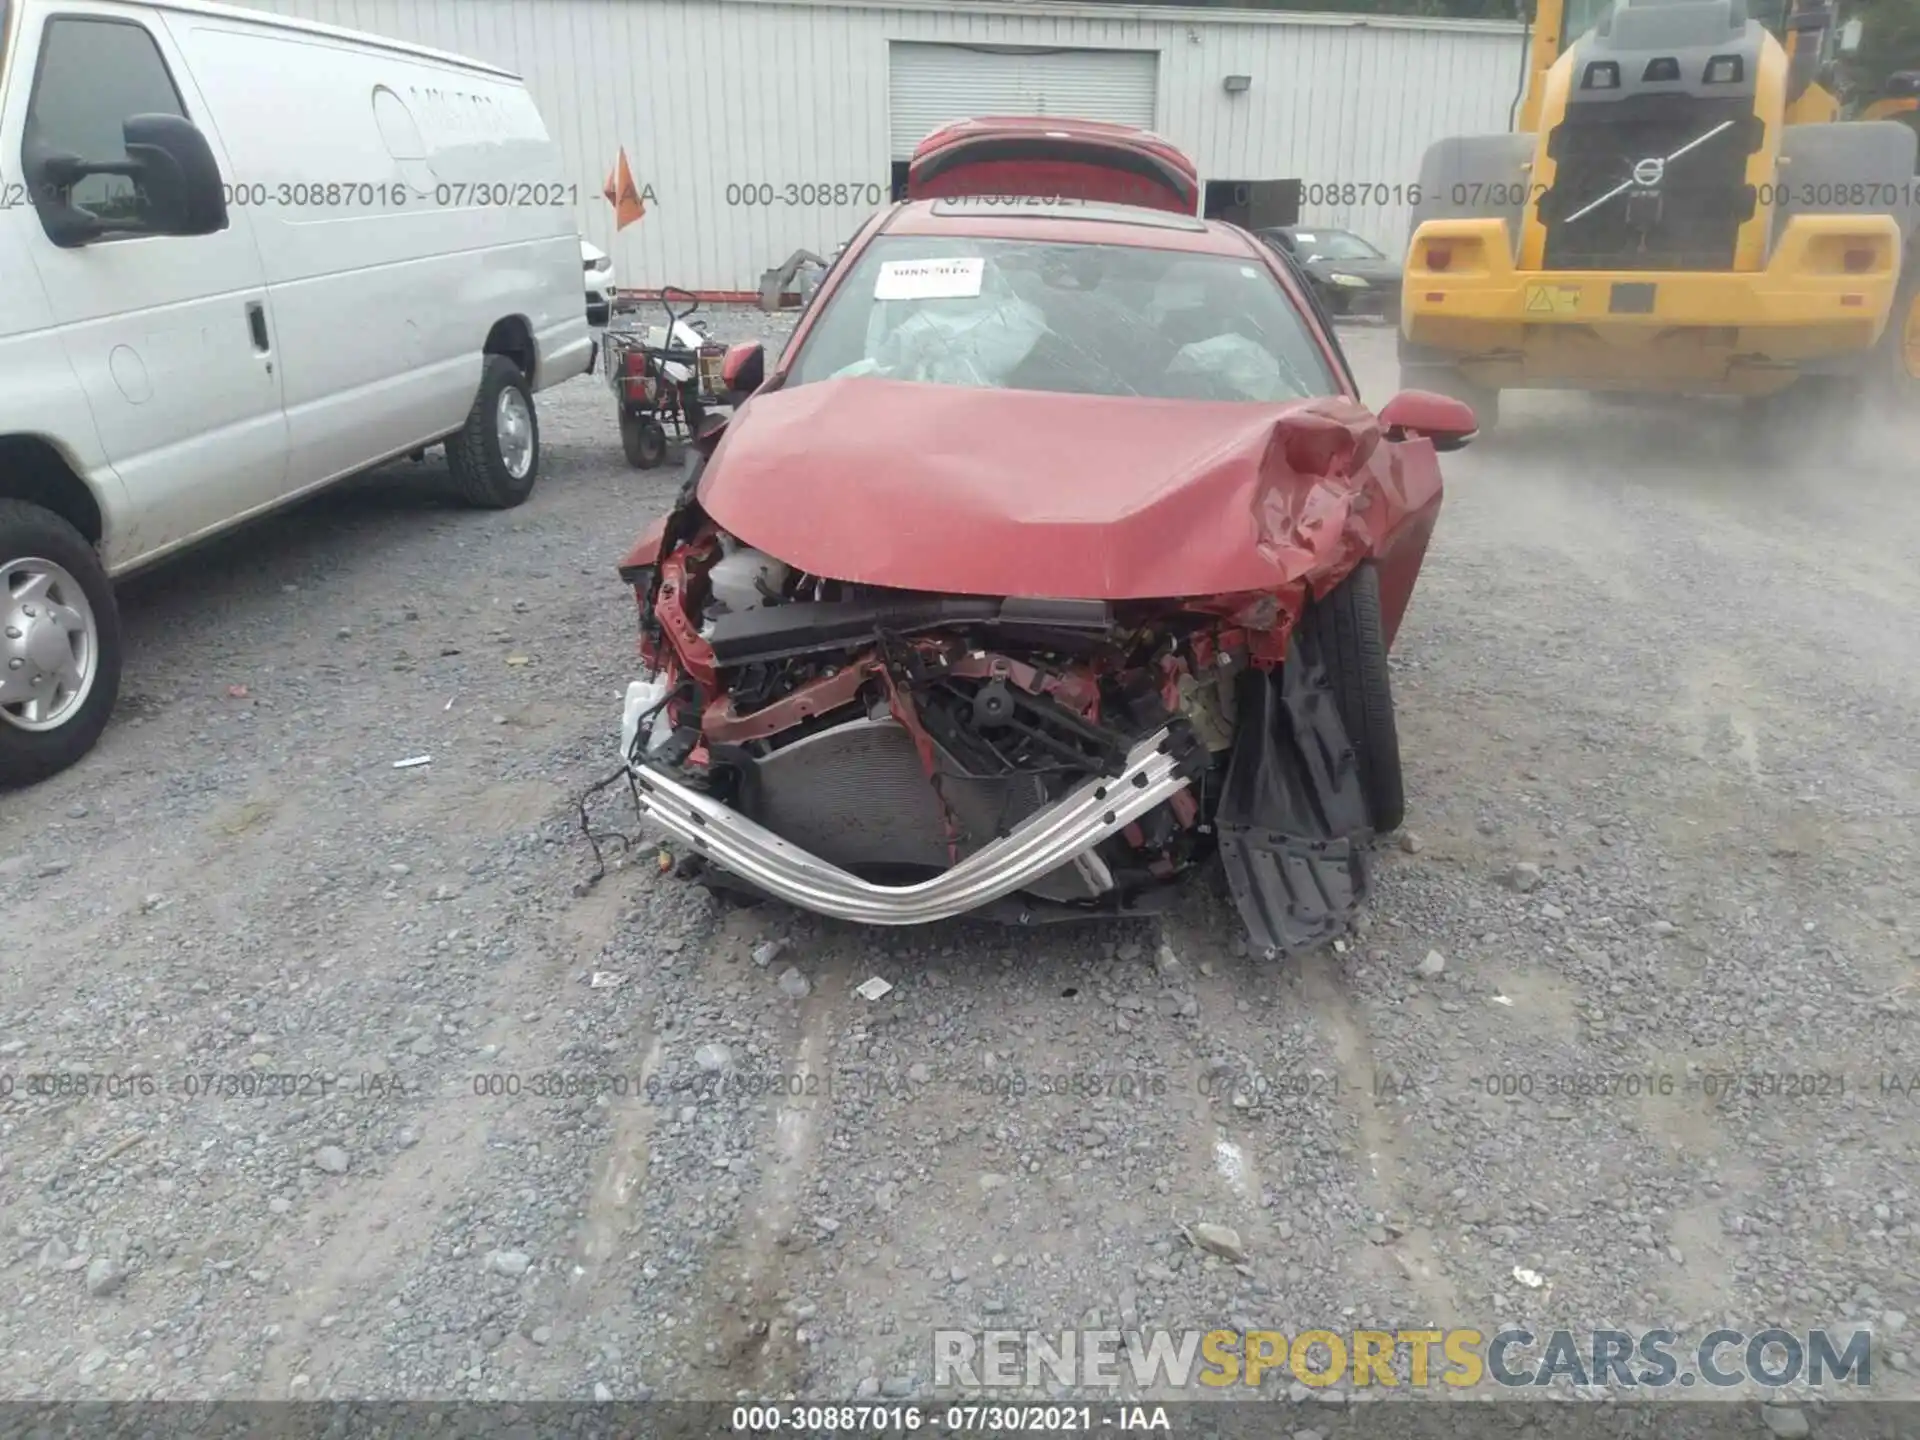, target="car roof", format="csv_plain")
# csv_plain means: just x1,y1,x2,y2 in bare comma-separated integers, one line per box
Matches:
882,198,1261,258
